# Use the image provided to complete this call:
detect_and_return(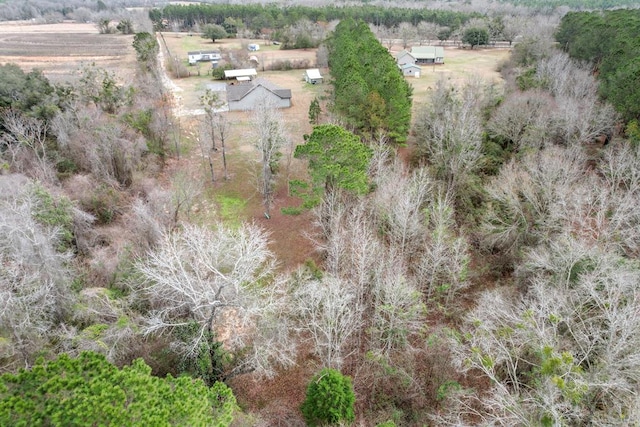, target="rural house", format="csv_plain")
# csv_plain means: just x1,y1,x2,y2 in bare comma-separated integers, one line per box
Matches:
396,50,416,66
304,69,323,84
188,50,221,65
409,46,445,64
226,78,292,111
400,63,421,77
